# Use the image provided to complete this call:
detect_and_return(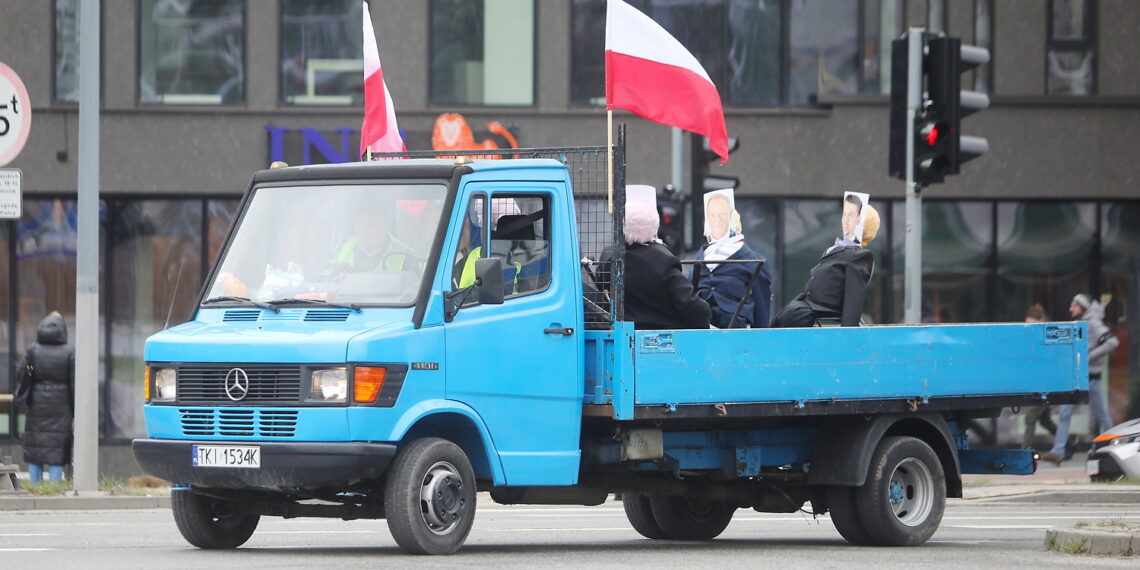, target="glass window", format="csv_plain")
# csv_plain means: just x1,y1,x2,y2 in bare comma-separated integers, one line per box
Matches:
139,0,245,105
860,0,903,95
788,0,858,105
1046,0,1095,95
108,200,203,439
280,0,363,106
1100,202,1140,422
208,184,447,307
996,201,1096,323
452,195,486,291
490,195,550,297
430,0,534,106
725,0,782,106
54,0,81,103
891,201,993,323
